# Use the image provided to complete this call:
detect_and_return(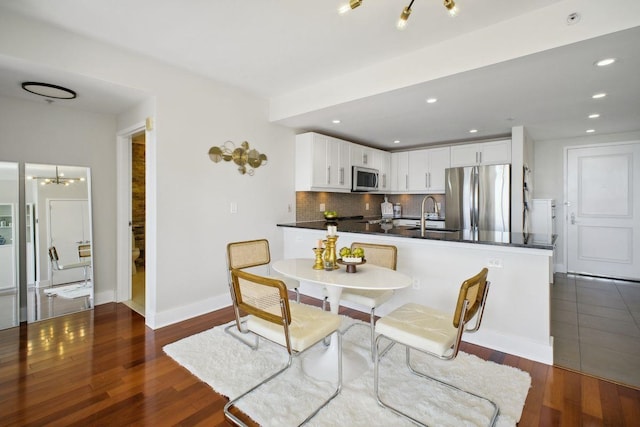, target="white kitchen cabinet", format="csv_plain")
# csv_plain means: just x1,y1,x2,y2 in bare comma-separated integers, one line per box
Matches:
391,151,409,192
530,199,556,240
450,139,511,167
296,132,351,192
406,146,450,193
372,149,391,192
351,143,375,168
